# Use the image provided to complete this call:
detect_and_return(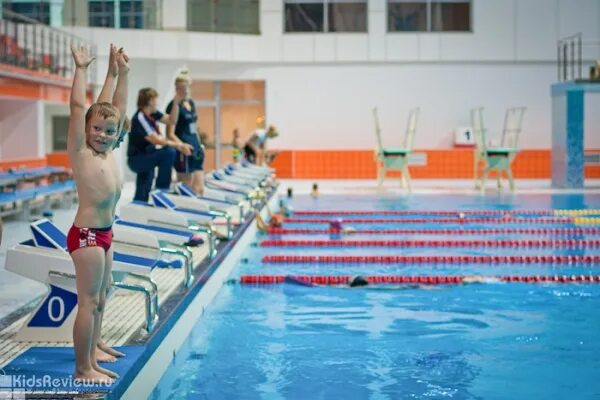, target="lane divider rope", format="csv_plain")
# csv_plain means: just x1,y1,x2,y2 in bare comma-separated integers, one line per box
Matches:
261,254,600,265
240,274,600,285
267,228,600,235
290,209,600,217
283,217,574,225
574,217,600,225
259,239,600,248
293,210,554,216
